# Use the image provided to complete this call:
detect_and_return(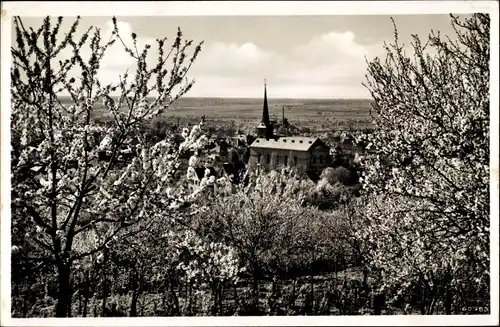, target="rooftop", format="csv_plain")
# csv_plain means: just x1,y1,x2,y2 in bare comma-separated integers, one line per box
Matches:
249,136,326,152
